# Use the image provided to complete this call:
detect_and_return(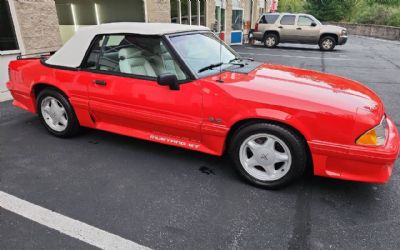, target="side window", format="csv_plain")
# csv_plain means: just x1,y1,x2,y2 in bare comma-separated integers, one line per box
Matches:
280,15,296,25
260,14,279,24
298,16,314,26
82,35,105,69
83,34,187,80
